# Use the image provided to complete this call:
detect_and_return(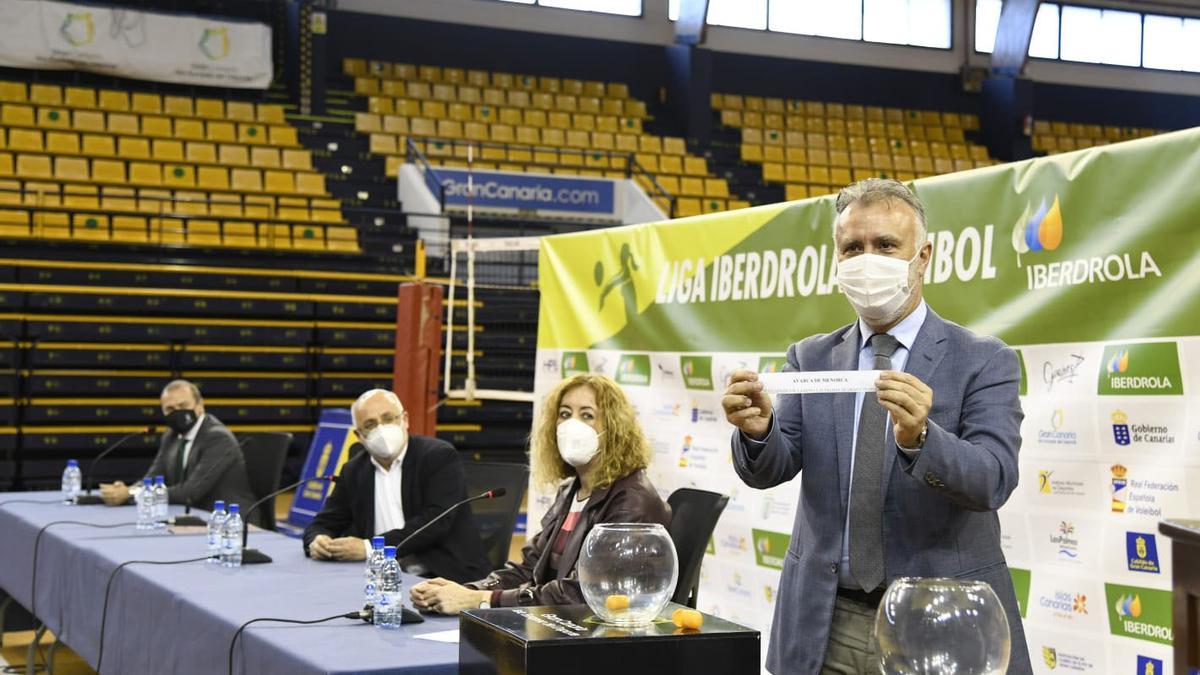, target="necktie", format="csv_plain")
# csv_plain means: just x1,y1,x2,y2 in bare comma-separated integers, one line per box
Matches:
173,437,188,482
848,332,900,592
